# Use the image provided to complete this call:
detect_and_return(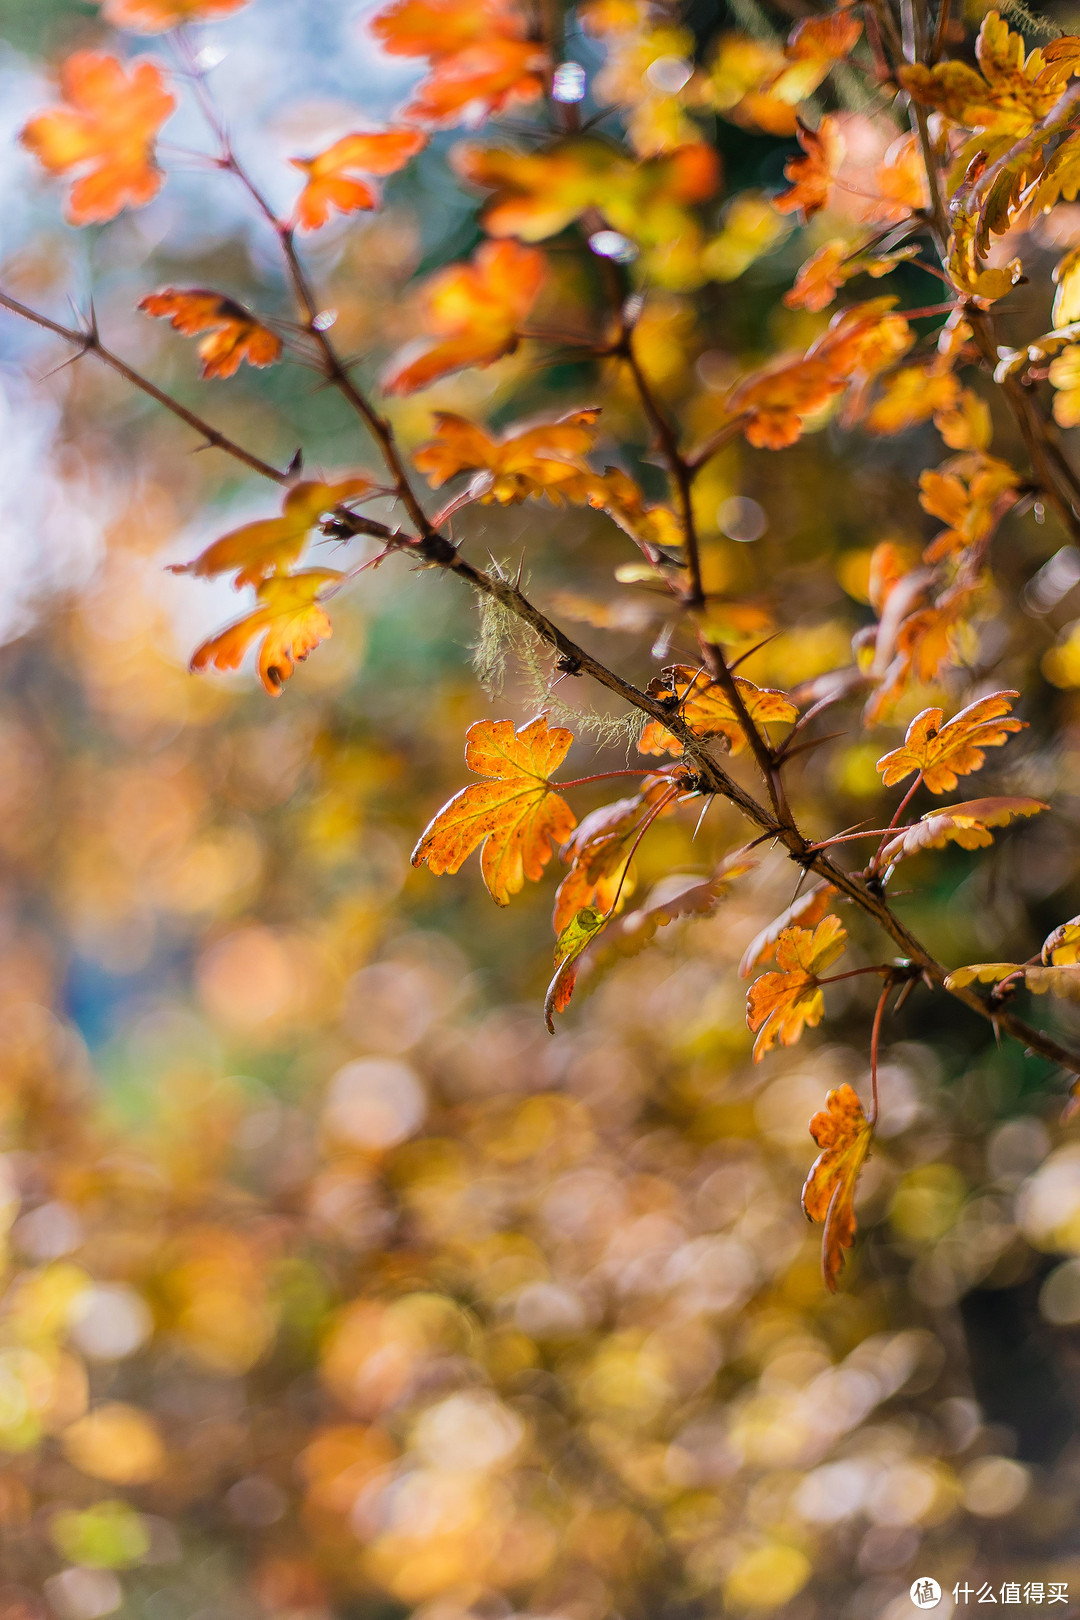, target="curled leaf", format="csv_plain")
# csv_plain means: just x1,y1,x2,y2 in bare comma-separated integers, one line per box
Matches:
545,906,608,1031
879,796,1047,865
801,1083,872,1291
411,715,577,906
1042,915,1080,965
